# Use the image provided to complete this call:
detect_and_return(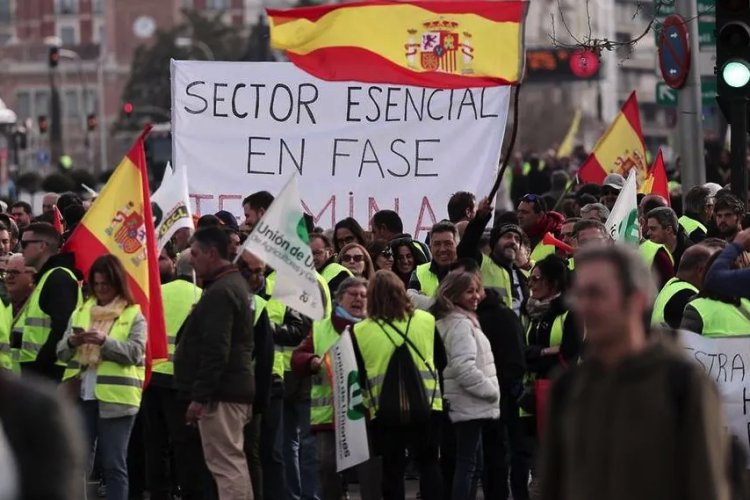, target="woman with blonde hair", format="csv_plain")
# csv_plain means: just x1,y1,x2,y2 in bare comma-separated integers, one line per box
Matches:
432,270,499,500
352,270,443,500
337,242,375,280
